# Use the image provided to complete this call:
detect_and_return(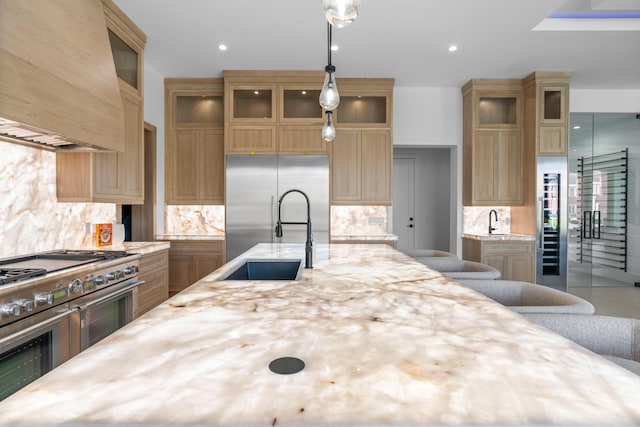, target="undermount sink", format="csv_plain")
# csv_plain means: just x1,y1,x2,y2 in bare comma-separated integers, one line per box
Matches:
223,259,303,281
